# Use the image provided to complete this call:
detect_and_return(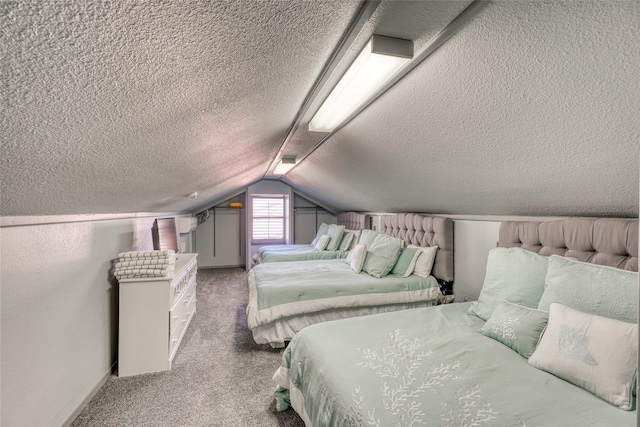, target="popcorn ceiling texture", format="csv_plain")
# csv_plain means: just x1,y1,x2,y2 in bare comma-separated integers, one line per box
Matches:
0,0,360,215
285,0,640,217
1,0,638,218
